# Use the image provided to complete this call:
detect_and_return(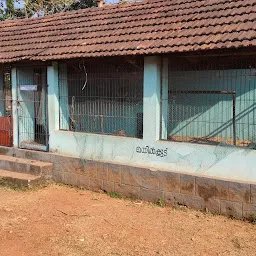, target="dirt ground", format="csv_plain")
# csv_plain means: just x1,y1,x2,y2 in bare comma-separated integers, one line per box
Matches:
0,185,256,256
